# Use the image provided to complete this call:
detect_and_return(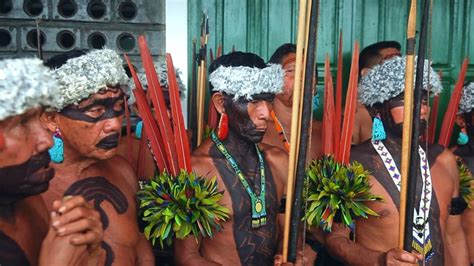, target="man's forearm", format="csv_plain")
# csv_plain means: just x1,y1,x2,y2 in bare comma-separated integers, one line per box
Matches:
174,254,221,266
136,234,155,266
445,215,469,266
174,238,221,266
325,235,383,266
